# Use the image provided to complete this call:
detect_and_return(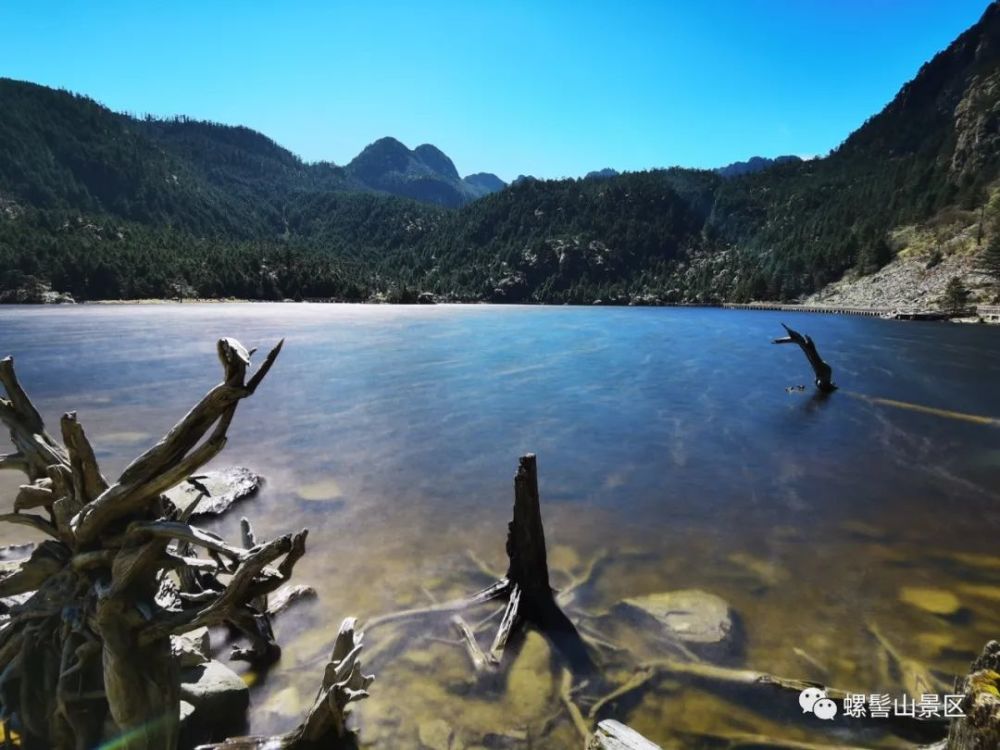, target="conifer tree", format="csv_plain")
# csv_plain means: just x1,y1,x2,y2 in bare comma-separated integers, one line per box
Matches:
977,235,1000,286
940,276,971,316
